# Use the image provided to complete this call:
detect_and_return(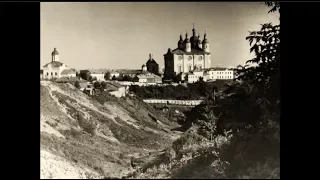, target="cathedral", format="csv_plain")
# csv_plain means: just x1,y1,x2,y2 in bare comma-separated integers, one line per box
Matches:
163,25,211,81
